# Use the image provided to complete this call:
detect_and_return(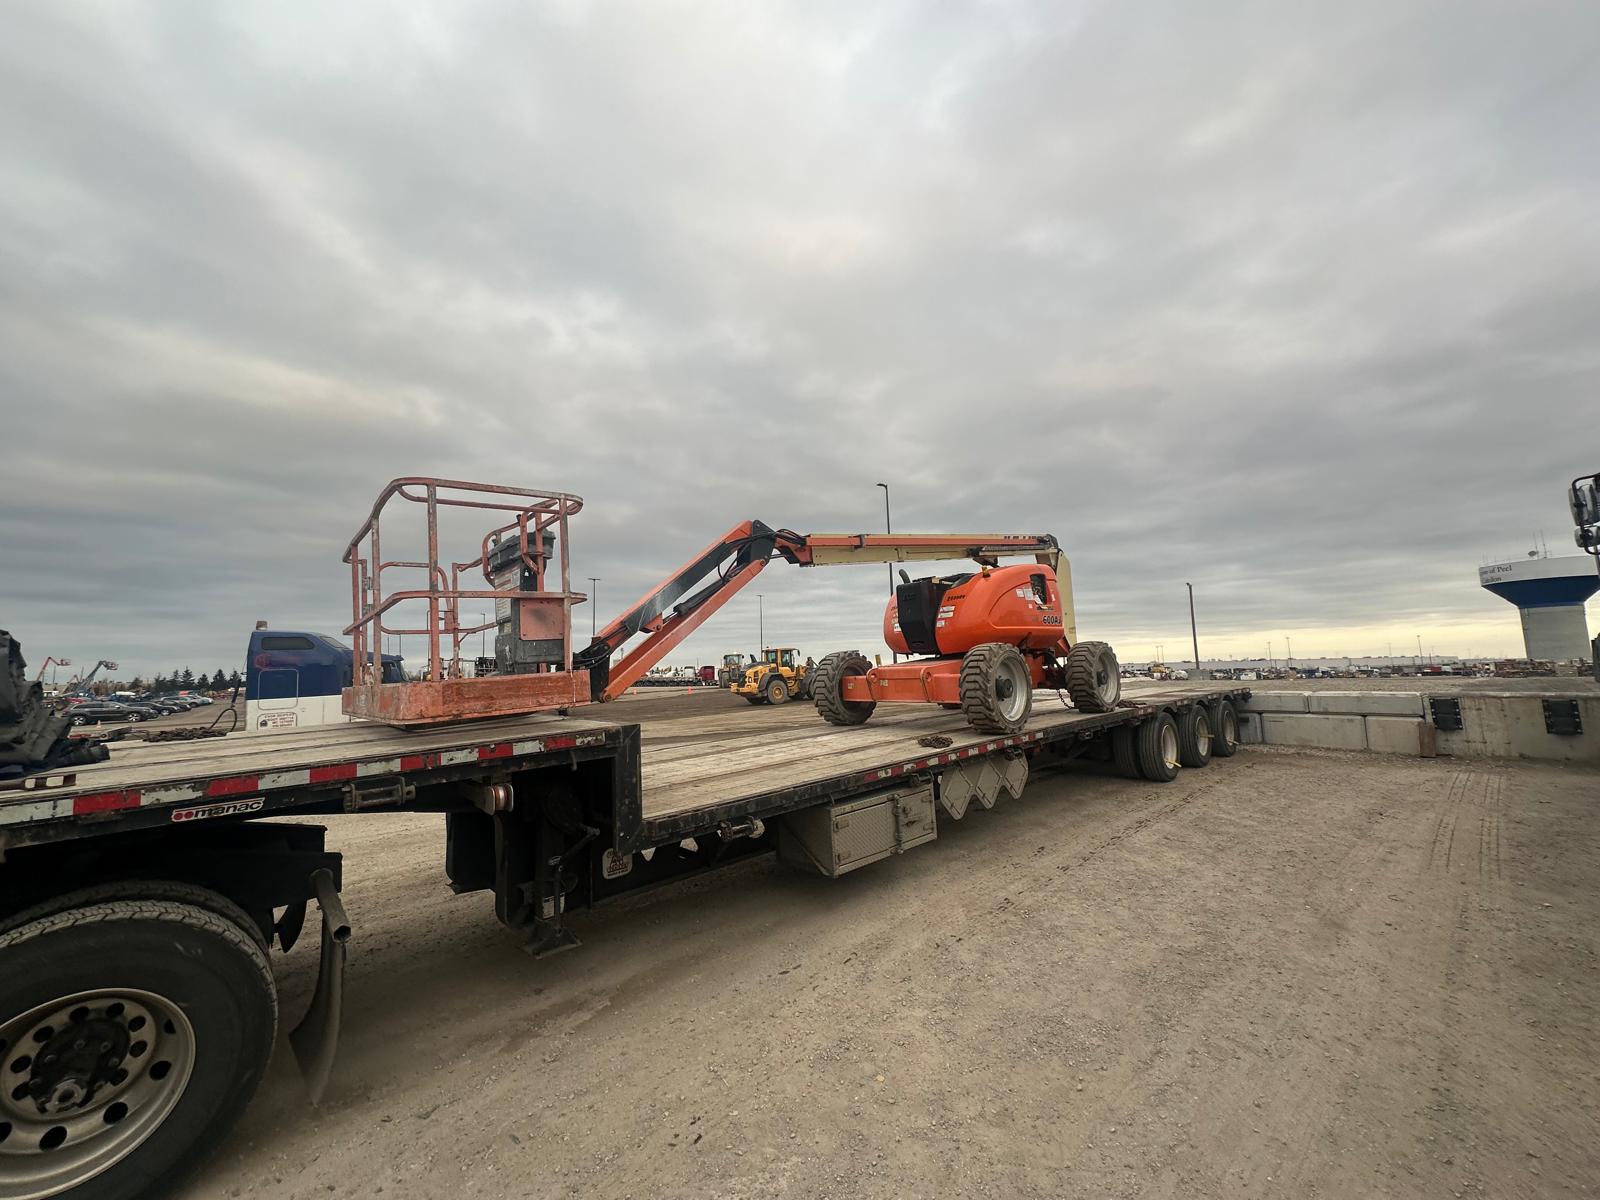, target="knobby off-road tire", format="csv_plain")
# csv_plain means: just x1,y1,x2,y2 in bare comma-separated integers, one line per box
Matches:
1209,700,1240,757
813,651,875,726
959,643,1032,735
765,675,790,705
0,897,277,1200
1063,641,1120,713
1176,705,1214,768
1135,712,1182,782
